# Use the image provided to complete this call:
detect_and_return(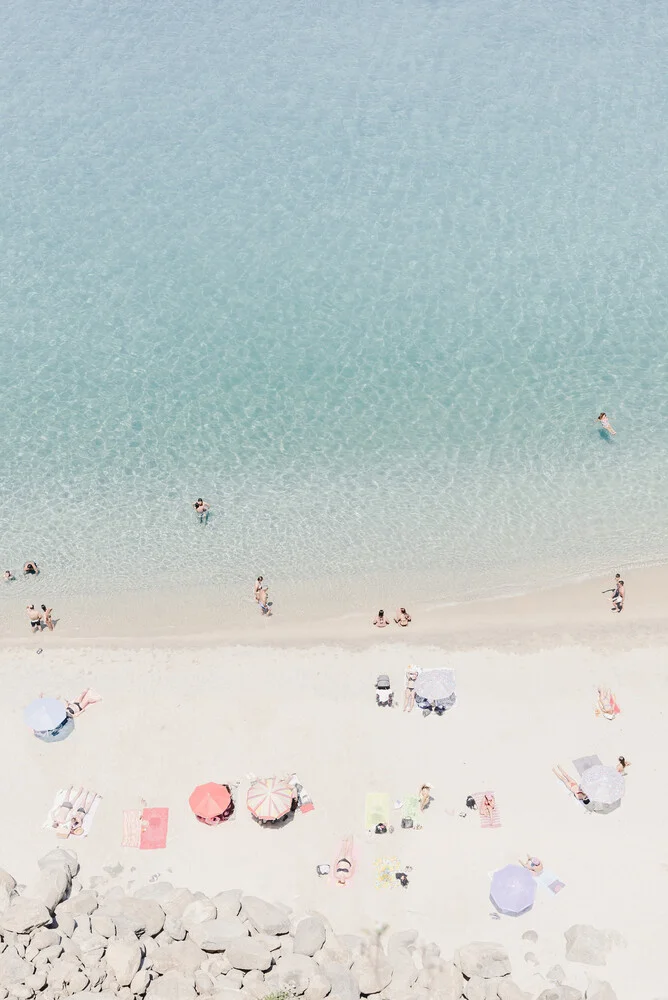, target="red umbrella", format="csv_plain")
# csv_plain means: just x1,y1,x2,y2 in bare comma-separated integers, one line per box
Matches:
189,782,231,819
